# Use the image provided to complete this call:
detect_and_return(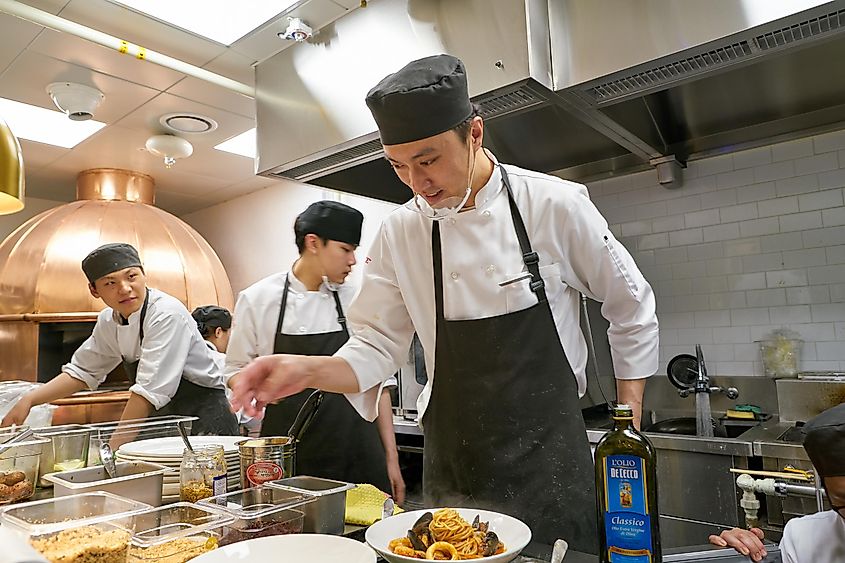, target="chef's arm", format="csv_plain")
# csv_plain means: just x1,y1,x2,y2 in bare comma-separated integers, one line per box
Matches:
616,378,647,430
0,373,87,426
376,387,406,504
108,393,154,450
